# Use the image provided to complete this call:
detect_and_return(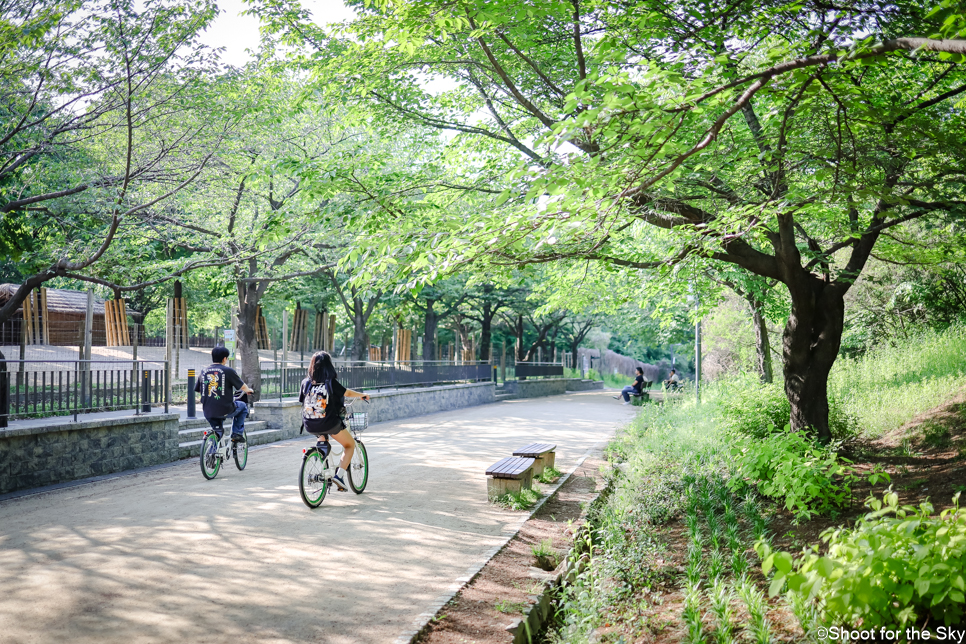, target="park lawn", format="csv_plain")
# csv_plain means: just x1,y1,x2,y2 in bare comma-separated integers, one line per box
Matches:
546,326,966,644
